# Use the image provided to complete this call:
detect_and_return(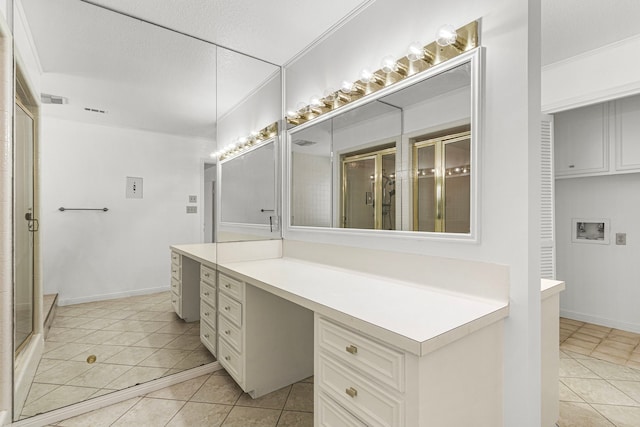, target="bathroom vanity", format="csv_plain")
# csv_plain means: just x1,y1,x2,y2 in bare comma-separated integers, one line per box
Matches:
170,240,511,426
